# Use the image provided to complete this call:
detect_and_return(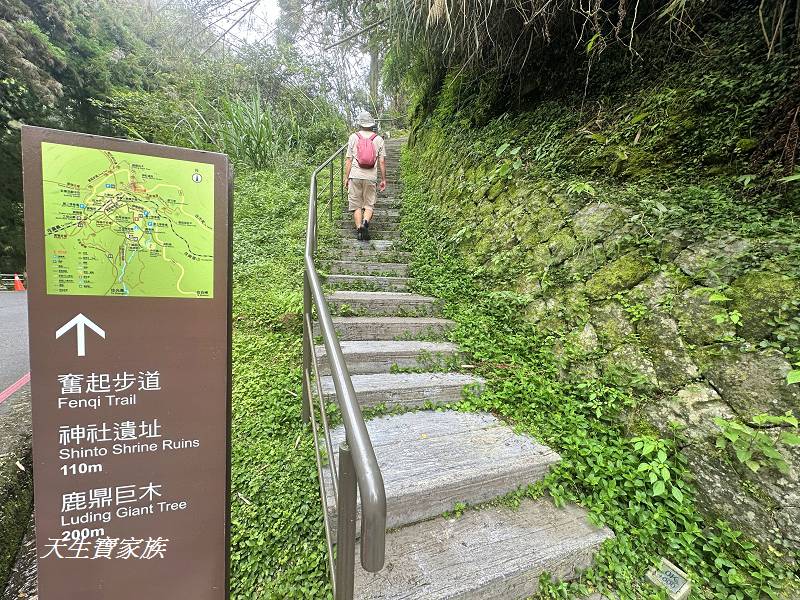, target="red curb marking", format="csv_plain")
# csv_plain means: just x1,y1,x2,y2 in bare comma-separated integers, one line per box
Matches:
0,372,30,405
